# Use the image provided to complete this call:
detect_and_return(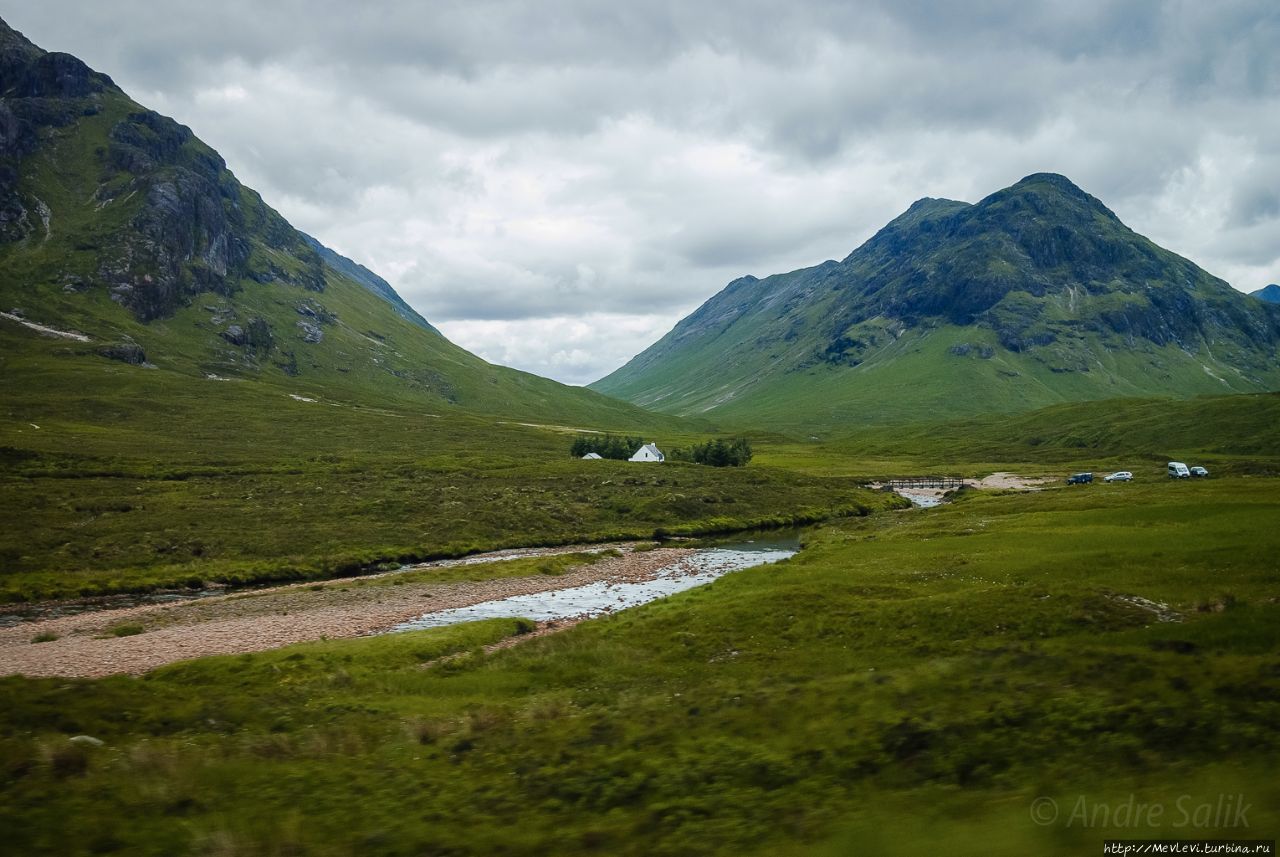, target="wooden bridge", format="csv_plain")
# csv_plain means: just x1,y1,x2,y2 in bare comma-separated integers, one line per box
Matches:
883,476,966,490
